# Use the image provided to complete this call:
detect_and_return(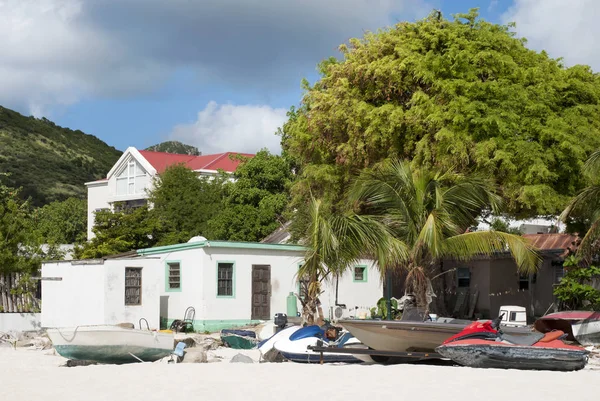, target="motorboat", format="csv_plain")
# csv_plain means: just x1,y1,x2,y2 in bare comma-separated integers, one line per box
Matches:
339,312,532,353
46,324,174,364
436,316,589,371
534,310,600,345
